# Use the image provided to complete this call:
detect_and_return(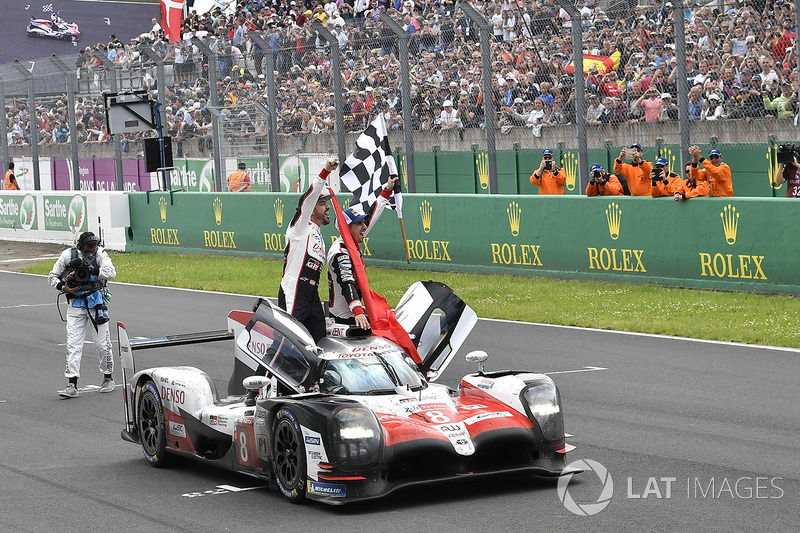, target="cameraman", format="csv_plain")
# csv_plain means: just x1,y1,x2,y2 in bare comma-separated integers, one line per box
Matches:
776,151,800,198
586,164,624,196
529,149,566,195
649,157,682,197
614,142,653,196
47,232,116,399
